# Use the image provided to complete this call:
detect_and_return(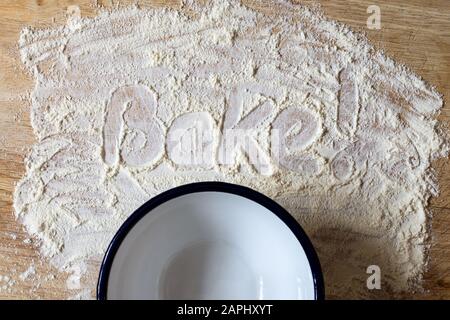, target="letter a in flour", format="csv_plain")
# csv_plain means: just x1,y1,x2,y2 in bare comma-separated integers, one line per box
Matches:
218,85,276,175
166,112,215,169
